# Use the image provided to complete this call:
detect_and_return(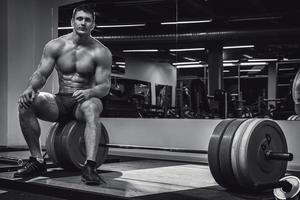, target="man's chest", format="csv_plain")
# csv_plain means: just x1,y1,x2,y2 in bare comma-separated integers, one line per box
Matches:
56,47,95,74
